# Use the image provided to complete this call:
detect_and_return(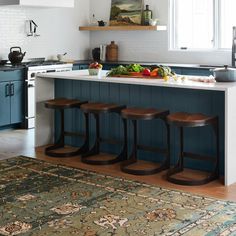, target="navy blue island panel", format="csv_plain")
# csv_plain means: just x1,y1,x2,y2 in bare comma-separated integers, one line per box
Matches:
55,79,225,175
